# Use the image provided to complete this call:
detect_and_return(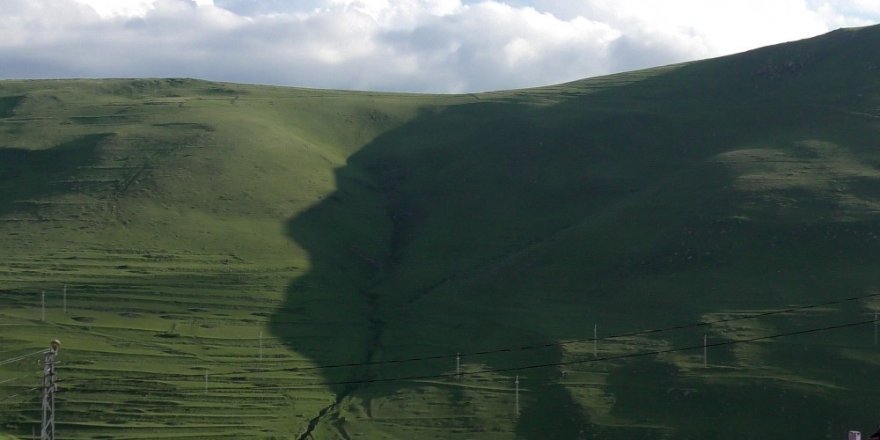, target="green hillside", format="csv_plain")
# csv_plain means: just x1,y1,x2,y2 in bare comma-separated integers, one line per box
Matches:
2,24,880,439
